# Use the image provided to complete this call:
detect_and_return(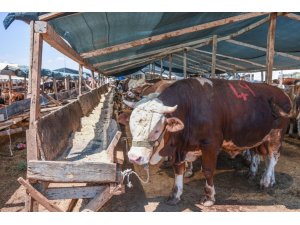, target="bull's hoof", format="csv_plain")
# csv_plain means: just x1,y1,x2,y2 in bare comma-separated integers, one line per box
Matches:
184,170,194,178
200,196,215,207
260,177,275,189
165,196,181,205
